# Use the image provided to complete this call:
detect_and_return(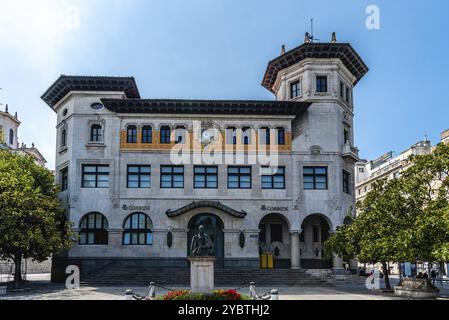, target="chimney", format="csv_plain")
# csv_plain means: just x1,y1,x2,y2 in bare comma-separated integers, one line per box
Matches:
5,104,8,113
280,45,286,55
331,32,337,43
14,112,18,119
